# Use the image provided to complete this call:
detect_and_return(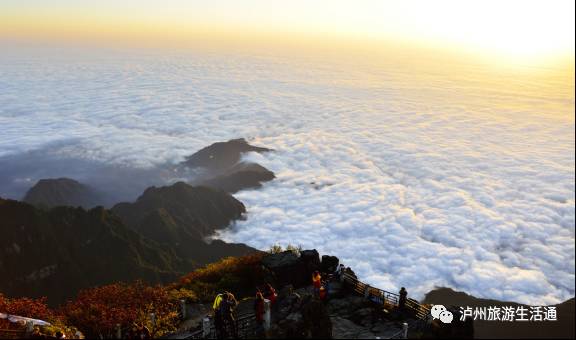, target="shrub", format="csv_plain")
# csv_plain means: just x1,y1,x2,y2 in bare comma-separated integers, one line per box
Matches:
269,244,284,254
0,293,78,338
0,294,53,321
174,252,266,301
269,243,302,256
167,288,198,304
285,244,302,256
61,281,180,338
